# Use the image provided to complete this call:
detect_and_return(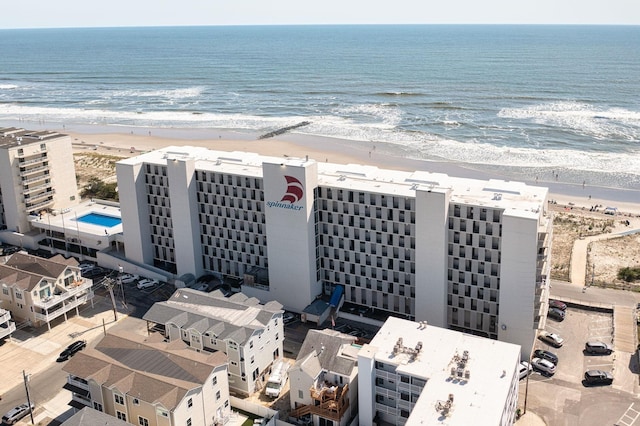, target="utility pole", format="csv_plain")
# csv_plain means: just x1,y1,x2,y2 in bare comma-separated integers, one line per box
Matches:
23,370,34,424
103,277,118,322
